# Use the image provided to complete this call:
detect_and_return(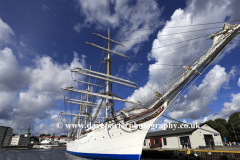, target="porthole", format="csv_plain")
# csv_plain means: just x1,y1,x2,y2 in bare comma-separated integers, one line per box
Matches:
103,136,104,138
112,134,114,136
